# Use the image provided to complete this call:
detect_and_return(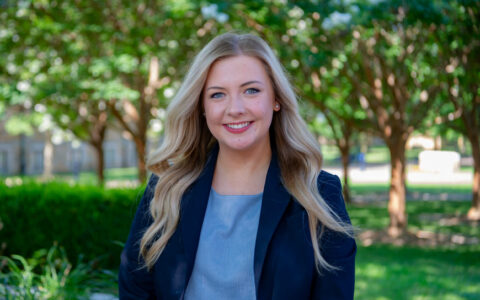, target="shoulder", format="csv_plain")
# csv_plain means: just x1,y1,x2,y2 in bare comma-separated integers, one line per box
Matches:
132,174,160,225
317,170,342,195
285,170,346,221
317,170,345,211
147,173,160,189
141,174,160,202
